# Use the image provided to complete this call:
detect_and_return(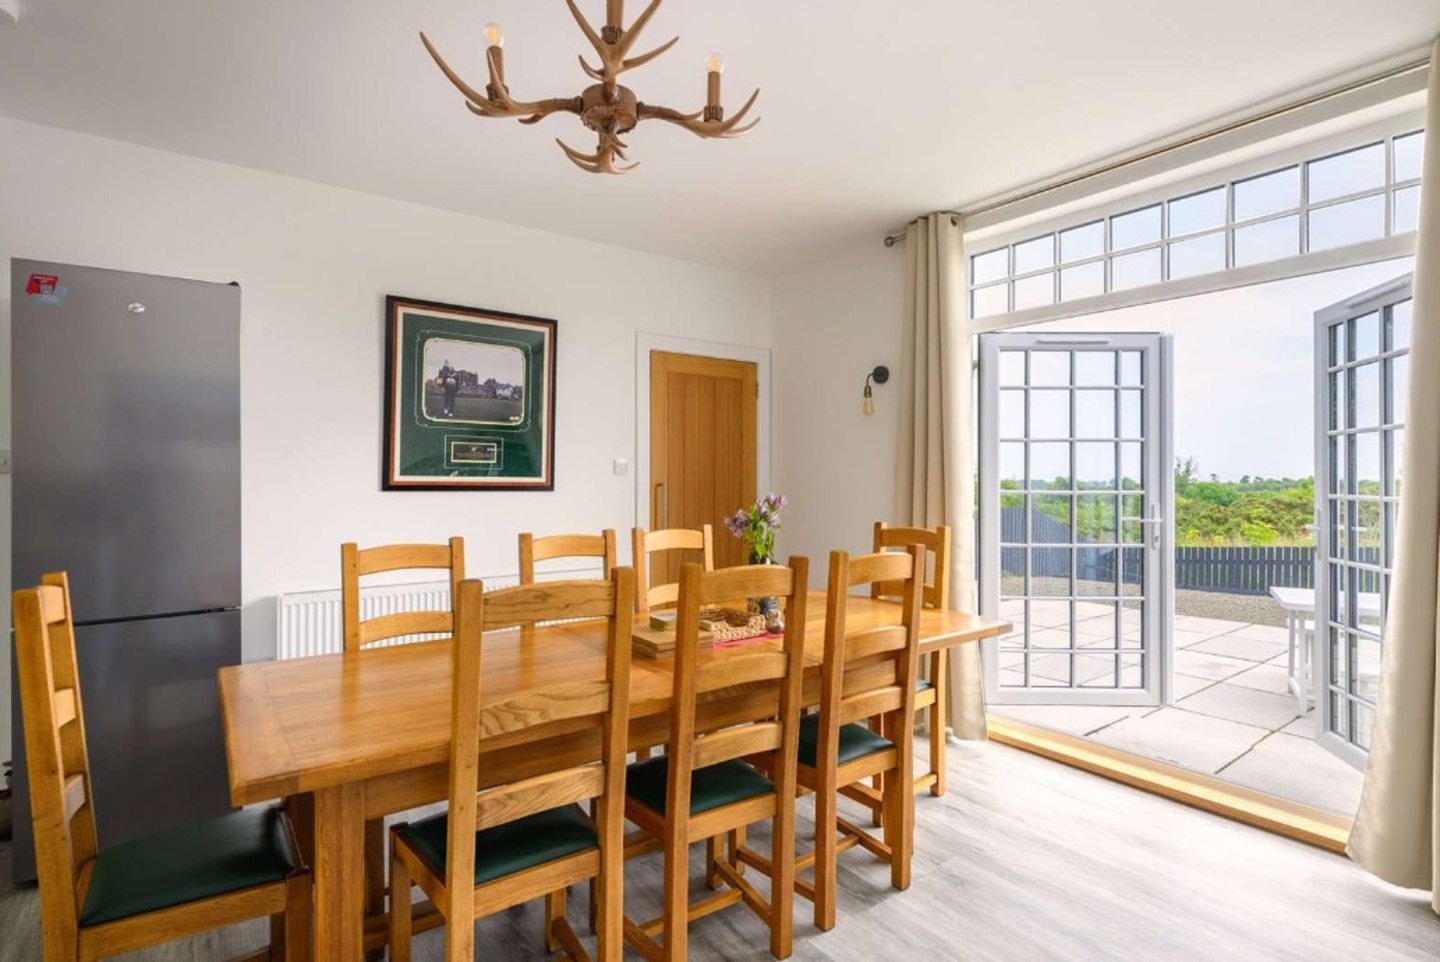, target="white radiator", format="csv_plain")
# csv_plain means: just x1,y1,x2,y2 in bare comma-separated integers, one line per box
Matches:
274,564,600,660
